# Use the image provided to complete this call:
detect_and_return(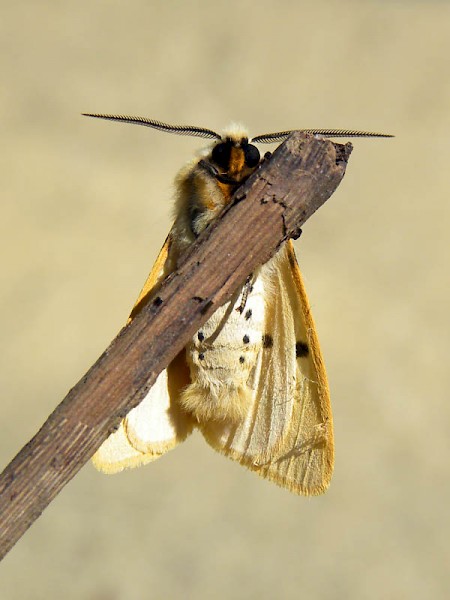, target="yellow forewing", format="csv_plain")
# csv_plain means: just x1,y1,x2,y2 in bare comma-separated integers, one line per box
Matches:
128,233,172,322
92,232,193,474
200,241,334,495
